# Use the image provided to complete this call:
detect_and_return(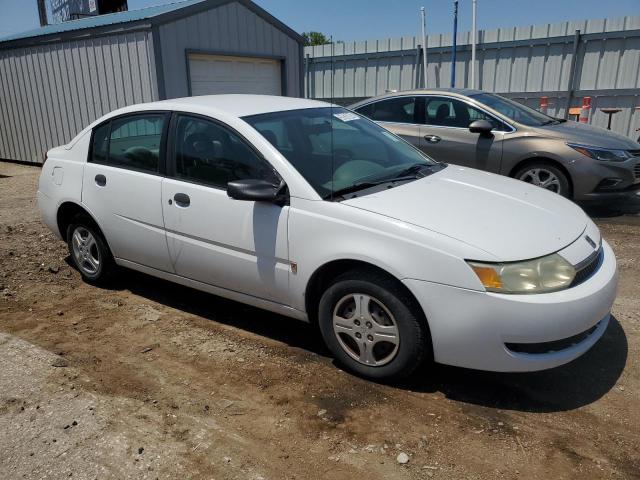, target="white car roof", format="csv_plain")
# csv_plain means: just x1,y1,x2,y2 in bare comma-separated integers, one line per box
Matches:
66,94,337,154
145,94,332,118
